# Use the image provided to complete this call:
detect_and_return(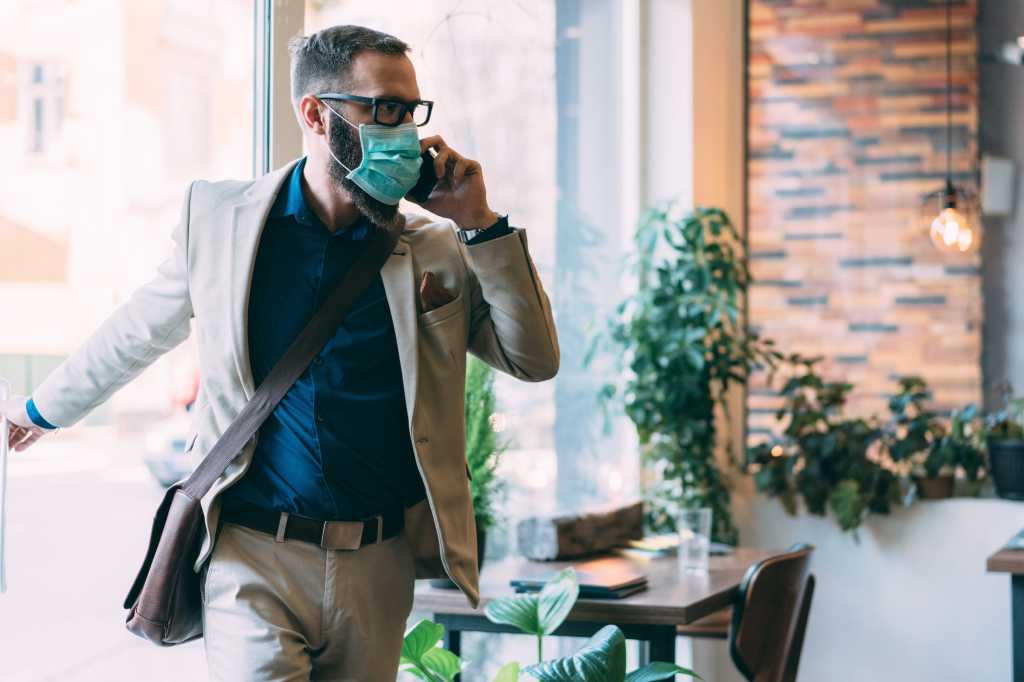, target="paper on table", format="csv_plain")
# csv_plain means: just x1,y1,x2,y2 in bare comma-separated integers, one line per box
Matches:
0,378,8,593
